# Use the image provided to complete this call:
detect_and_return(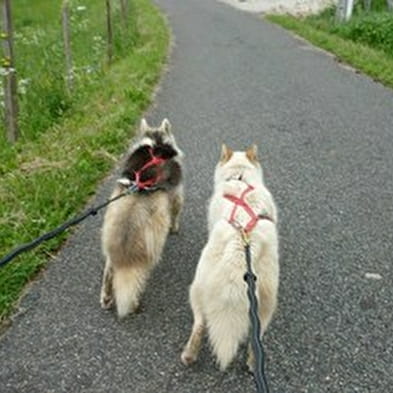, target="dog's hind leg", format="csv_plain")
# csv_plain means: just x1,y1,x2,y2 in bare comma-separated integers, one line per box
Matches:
100,258,114,309
169,186,184,234
181,283,205,366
